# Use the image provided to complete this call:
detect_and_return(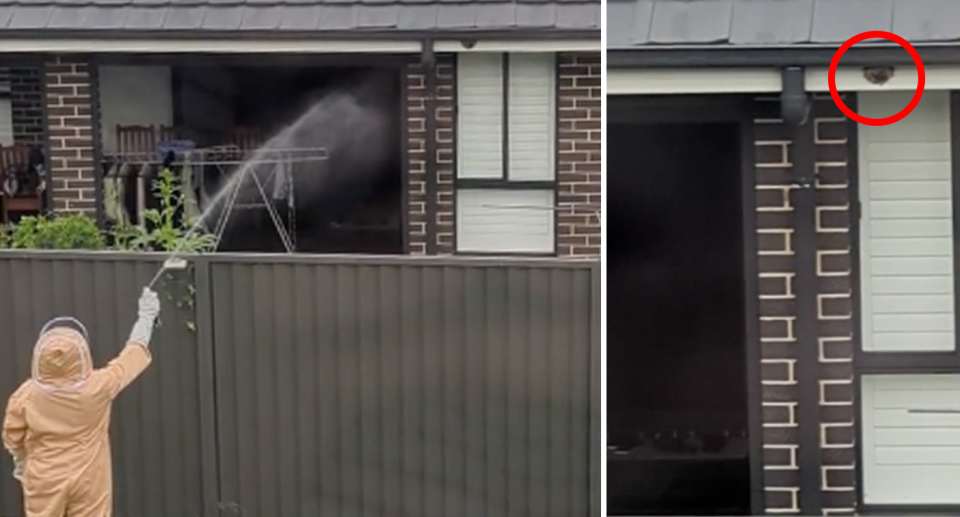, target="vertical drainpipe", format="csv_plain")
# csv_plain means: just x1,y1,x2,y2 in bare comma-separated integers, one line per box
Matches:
421,39,439,255
781,66,823,515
